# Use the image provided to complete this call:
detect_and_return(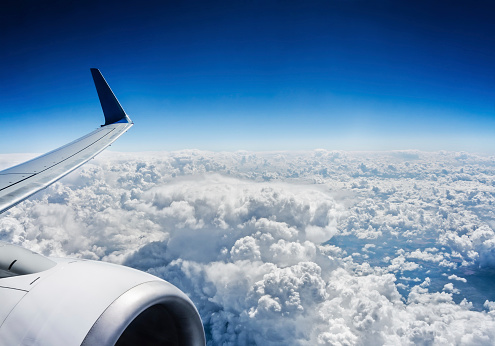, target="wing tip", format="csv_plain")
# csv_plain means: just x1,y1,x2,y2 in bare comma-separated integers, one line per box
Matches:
90,68,133,126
